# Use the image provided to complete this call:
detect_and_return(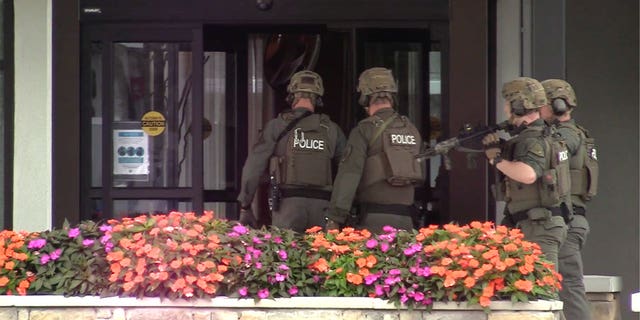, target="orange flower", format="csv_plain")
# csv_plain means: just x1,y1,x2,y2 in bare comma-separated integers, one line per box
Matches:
356,257,367,268
366,255,377,268
306,226,323,233
346,272,363,285
514,279,533,292
4,261,14,270
464,276,476,288
443,276,456,288
309,258,329,273
479,295,492,307
0,276,9,287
